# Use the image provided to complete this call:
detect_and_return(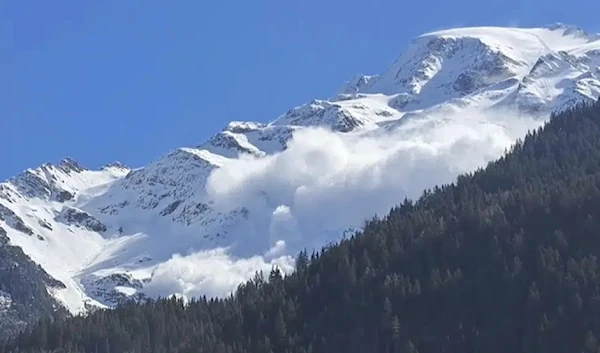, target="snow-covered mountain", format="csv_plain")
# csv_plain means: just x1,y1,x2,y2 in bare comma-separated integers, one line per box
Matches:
2,24,600,331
